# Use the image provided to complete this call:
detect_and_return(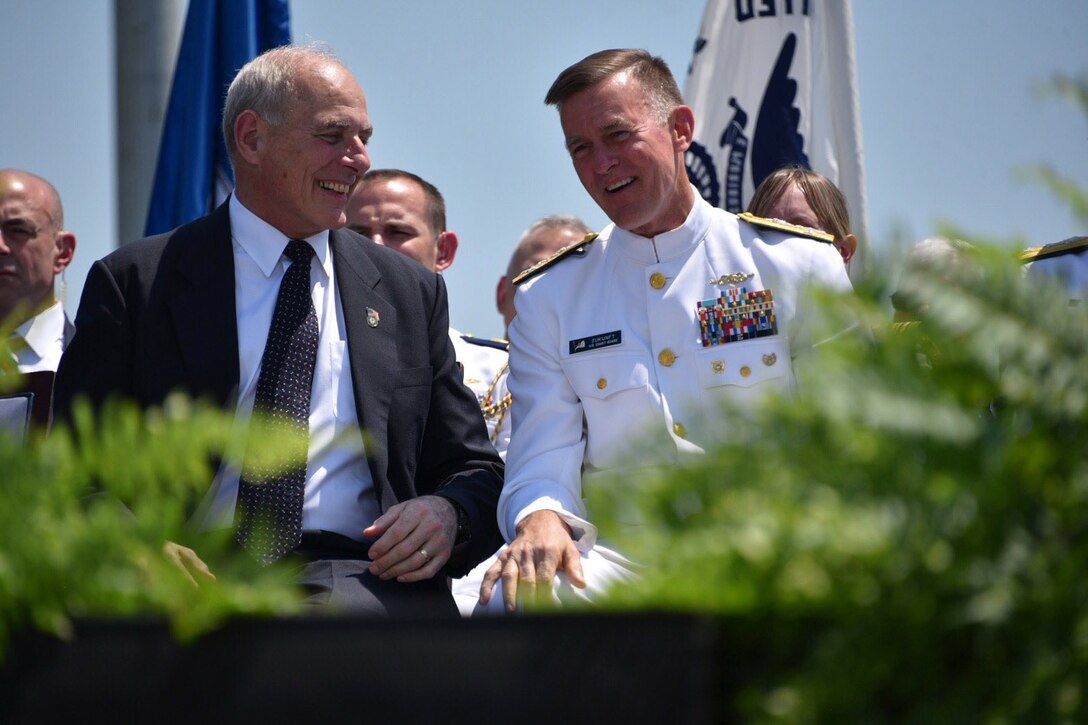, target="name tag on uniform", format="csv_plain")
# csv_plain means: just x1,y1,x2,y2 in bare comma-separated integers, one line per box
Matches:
569,330,622,355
